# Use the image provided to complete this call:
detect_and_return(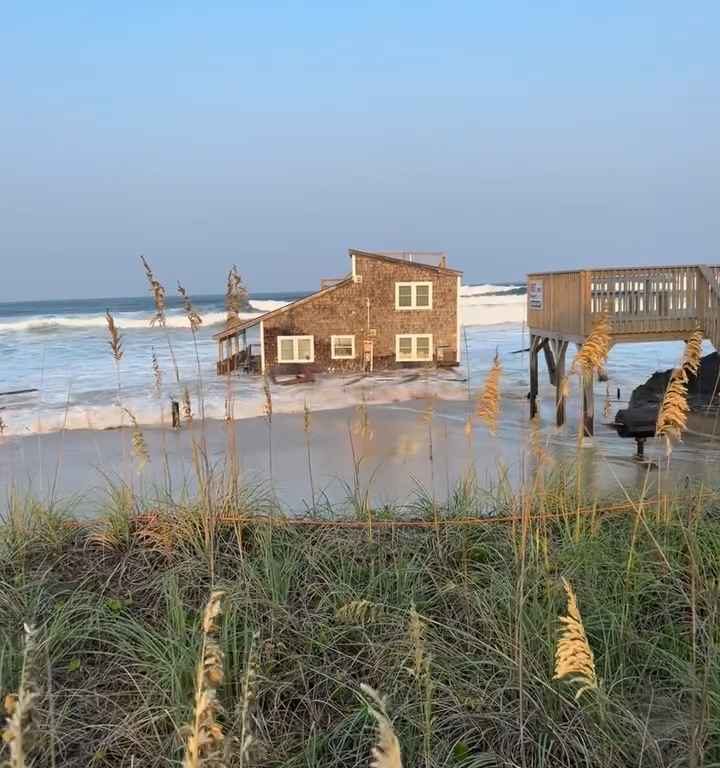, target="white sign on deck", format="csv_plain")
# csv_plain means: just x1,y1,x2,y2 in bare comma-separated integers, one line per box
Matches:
528,280,544,310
